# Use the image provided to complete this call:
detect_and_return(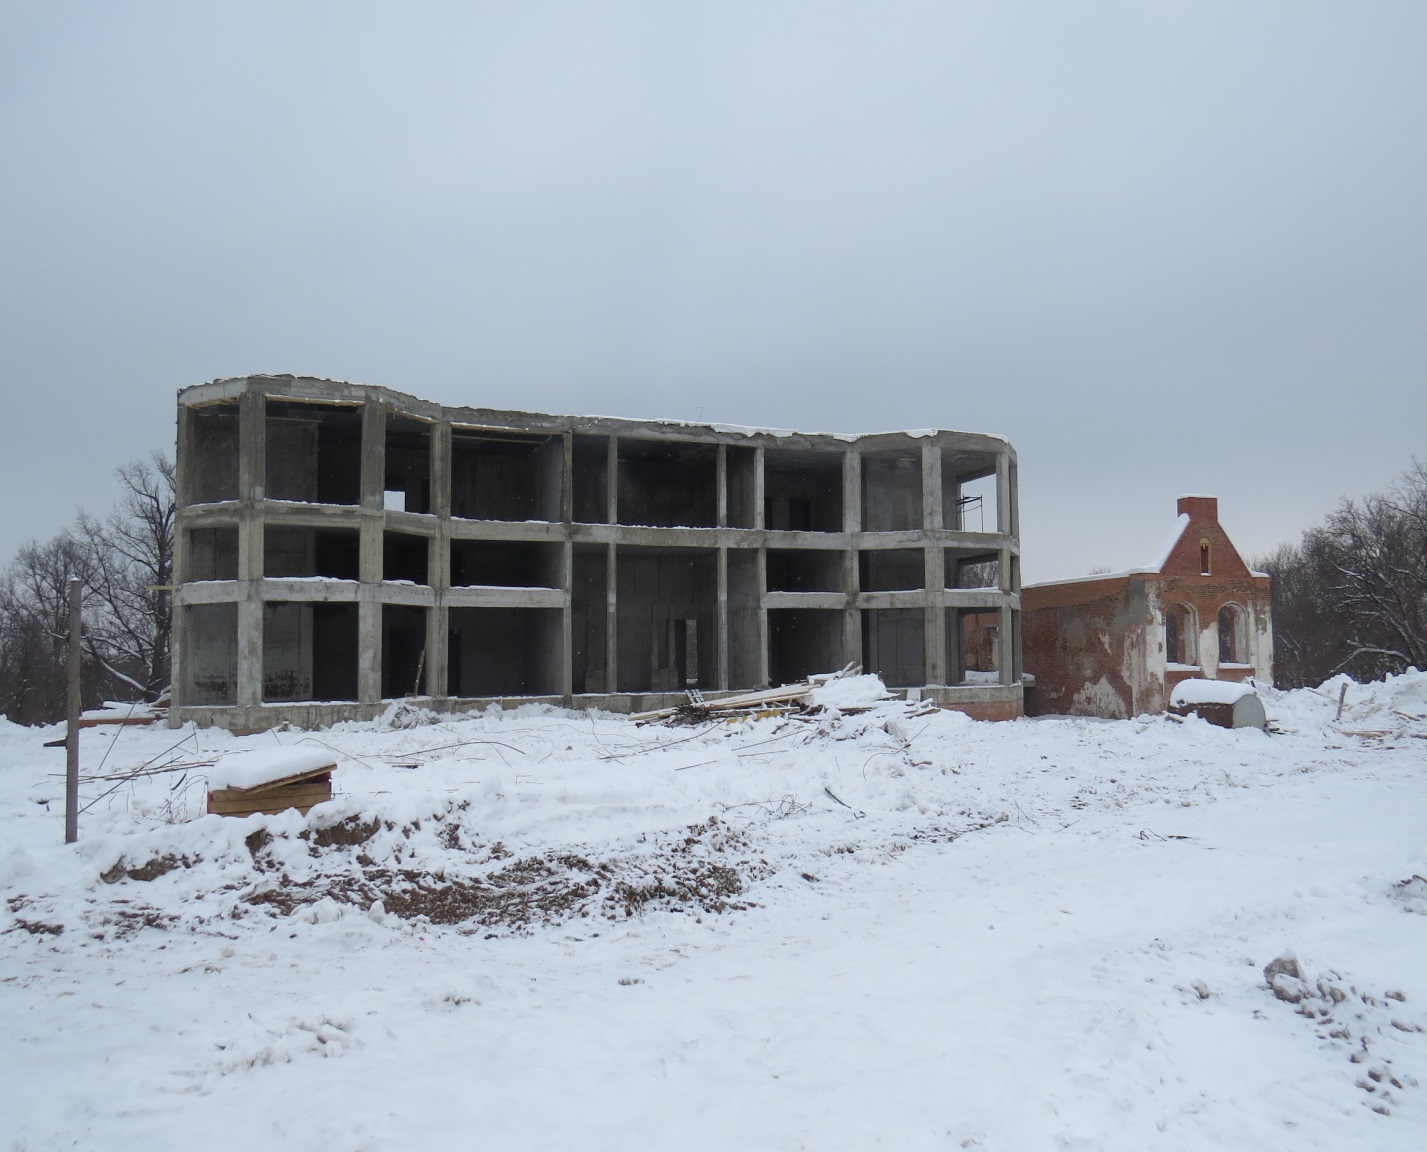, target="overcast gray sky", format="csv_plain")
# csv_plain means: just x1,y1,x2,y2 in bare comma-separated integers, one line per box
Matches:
2,1,1423,581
